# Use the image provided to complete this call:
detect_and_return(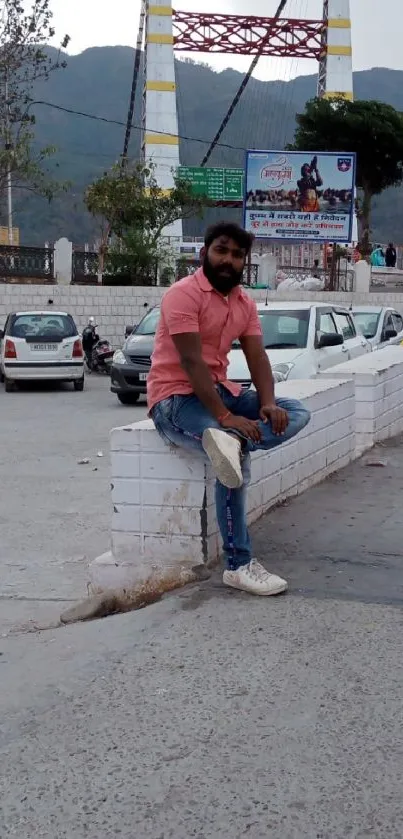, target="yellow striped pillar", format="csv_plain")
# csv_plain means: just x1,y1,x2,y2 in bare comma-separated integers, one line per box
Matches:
318,0,353,101
143,0,182,238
